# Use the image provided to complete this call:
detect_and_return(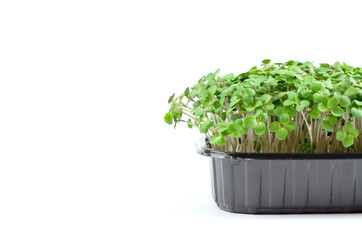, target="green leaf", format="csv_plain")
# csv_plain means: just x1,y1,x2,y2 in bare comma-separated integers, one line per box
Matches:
326,115,339,124
301,89,312,98
230,98,240,108
336,130,346,141
274,107,284,117
351,107,362,118
342,135,354,148
313,93,323,102
321,97,329,107
322,119,334,132
288,108,297,118
331,106,344,117
354,100,362,106
304,61,314,68
213,100,221,109
235,119,243,128
220,129,229,137
184,87,190,96
254,122,266,136
262,59,271,64
261,94,272,103
276,70,291,76
231,114,239,121
345,87,358,96
287,92,298,100
269,121,281,132
280,113,290,124
168,93,175,103
344,122,353,132
246,88,256,96
208,86,217,95
205,120,213,128
339,96,351,107
343,62,350,71
244,106,255,112
350,129,359,138
204,106,213,112
239,127,248,134
244,116,257,128
310,110,321,119
300,100,310,107
164,112,173,125
227,123,238,133
187,119,193,128
341,78,351,89
255,100,263,108
215,135,225,146
194,108,205,116
242,94,253,105
318,102,329,112
200,124,207,133
220,88,232,97
172,108,182,119
327,97,338,108
311,81,323,92
209,135,217,144
260,113,268,122
296,105,304,112
309,66,316,75
266,103,275,110
276,128,288,140
334,62,341,71
232,131,242,138
285,121,296,131
283,99,294,106
222,72,233,79
266,77,277,86
290,66,303,74
201,89,209,97
217,122,228,132
331,72,342,78
333,92,342,101
205,72,215,81
220,112,226,120
304,76,315,85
